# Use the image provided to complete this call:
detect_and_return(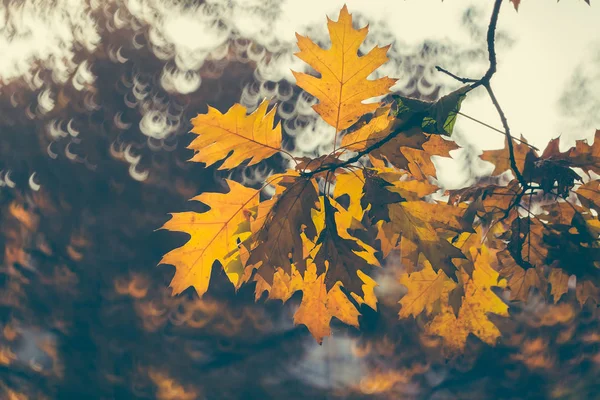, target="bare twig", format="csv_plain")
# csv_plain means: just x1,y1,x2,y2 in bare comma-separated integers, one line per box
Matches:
301,112,424,177
483,83,528,187
457,111,539,151
436,0,530,189
435,66,477,84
